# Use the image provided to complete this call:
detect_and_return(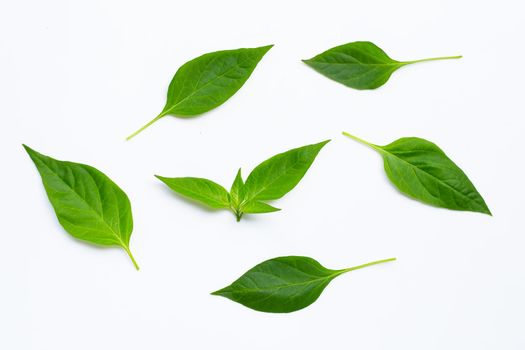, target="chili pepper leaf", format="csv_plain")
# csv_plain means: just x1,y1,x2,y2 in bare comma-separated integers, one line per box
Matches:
243,140,330,202
229,168,245,208
155,176,230,209
342,132,491,214
212,256,395,313
156,141,328,221
303,41,461,90
23,145,139,269
127,45,273,139
241,200,280,214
